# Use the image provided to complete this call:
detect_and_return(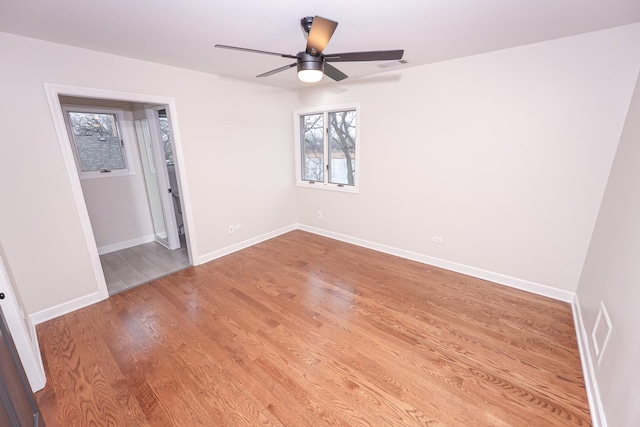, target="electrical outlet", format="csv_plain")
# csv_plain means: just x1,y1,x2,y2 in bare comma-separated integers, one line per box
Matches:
234,224,242,231
317,210,323,219
228,225,234,234
432,236,443,244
